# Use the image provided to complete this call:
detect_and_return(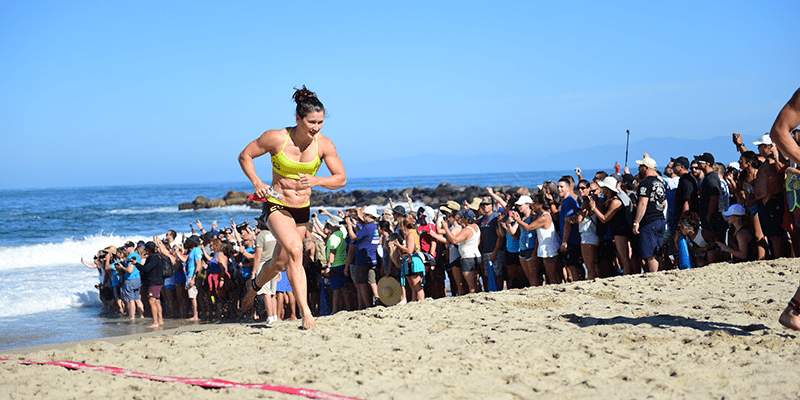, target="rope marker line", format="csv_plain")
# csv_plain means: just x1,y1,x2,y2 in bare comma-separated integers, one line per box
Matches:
0,358,363,400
